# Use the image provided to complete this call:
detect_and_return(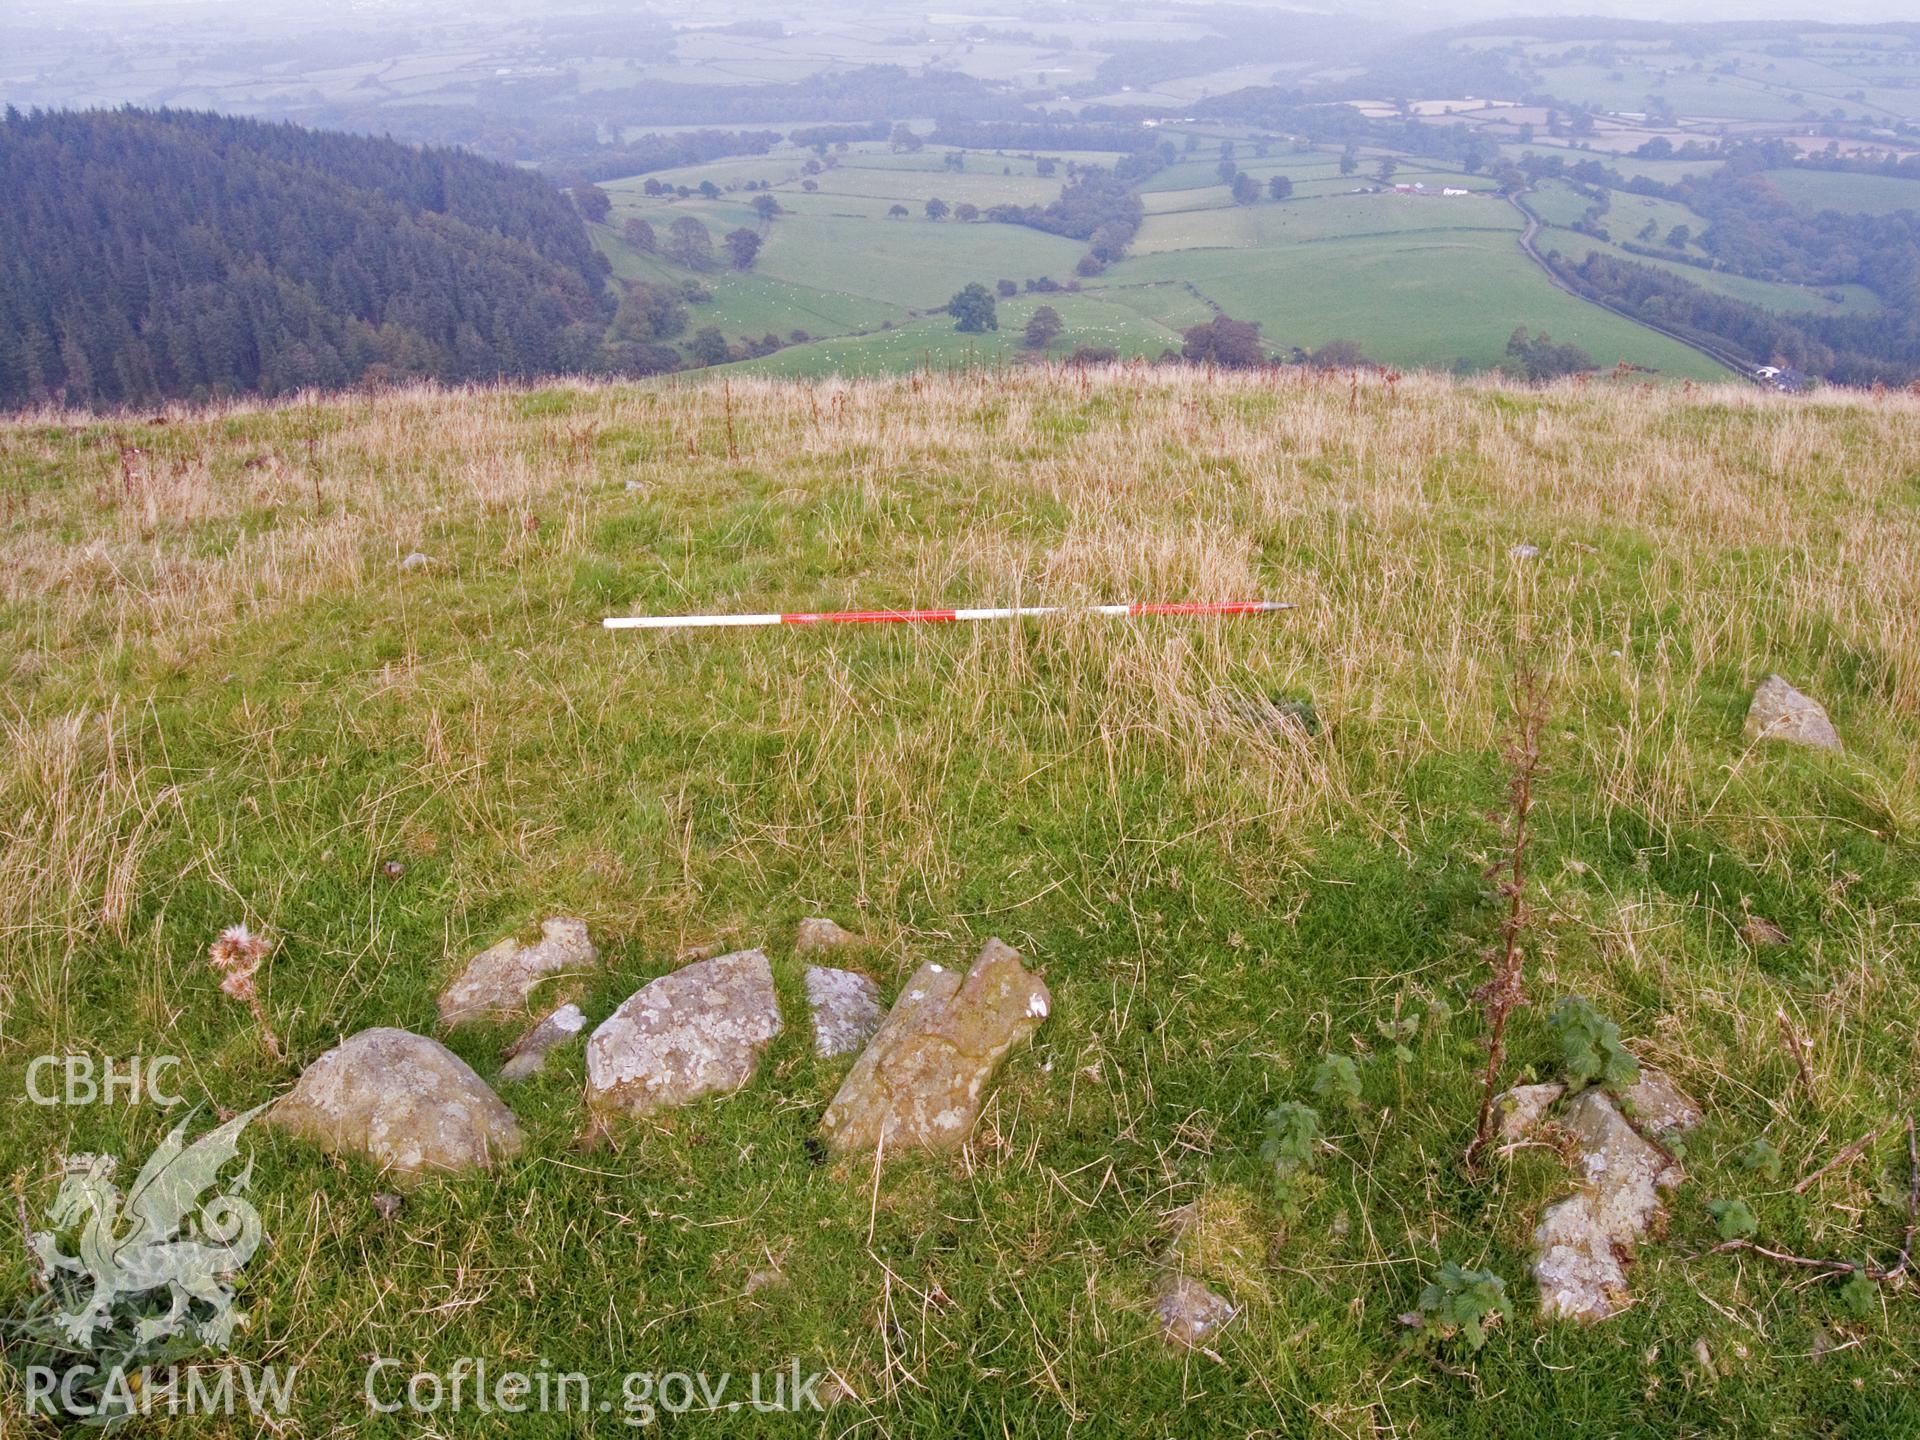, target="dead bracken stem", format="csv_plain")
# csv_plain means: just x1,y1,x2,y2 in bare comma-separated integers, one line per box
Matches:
1775,1006,1816,1100
1468,652,1551,1165
1697,1116,1918,1282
